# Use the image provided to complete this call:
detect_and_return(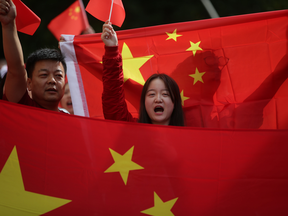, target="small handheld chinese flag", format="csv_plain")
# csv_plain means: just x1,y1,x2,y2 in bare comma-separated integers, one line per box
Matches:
48,0,89,40
13,0,41,35
86,0,125,27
